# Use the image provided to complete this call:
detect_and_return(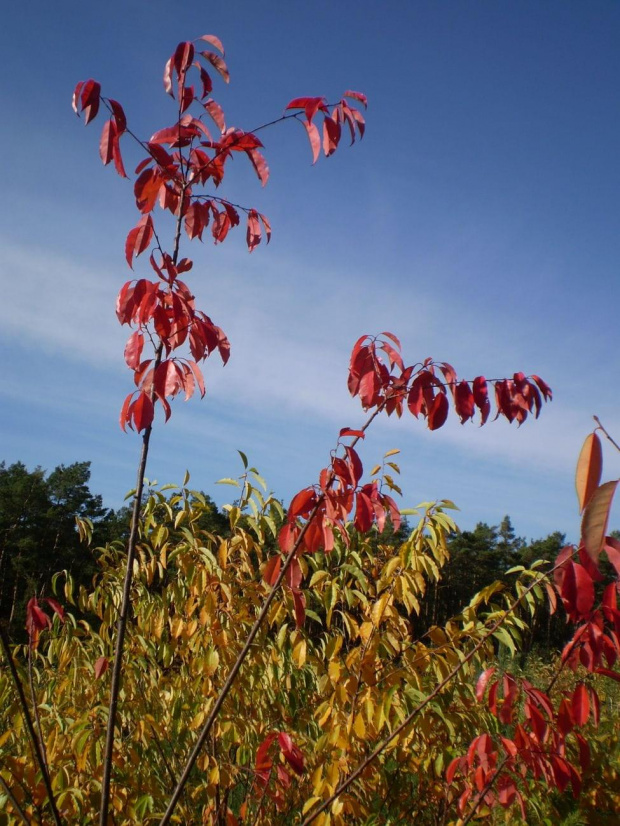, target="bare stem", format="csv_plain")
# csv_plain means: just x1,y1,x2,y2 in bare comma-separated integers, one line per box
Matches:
593,416,620,454
0,765,31,825
0,627,61,826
